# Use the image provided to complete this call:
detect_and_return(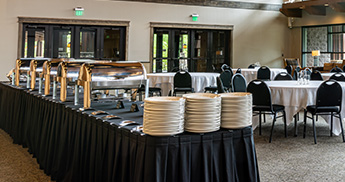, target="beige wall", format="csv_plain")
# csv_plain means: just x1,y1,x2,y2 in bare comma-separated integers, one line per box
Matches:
0,0,289,80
